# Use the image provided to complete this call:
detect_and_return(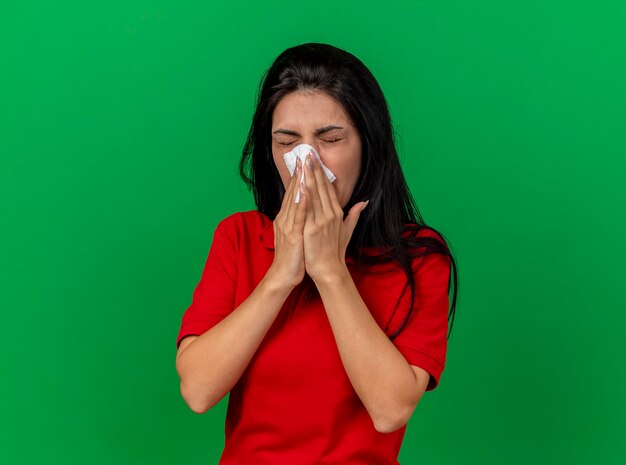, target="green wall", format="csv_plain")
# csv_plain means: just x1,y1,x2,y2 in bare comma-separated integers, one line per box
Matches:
1,1,624,464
